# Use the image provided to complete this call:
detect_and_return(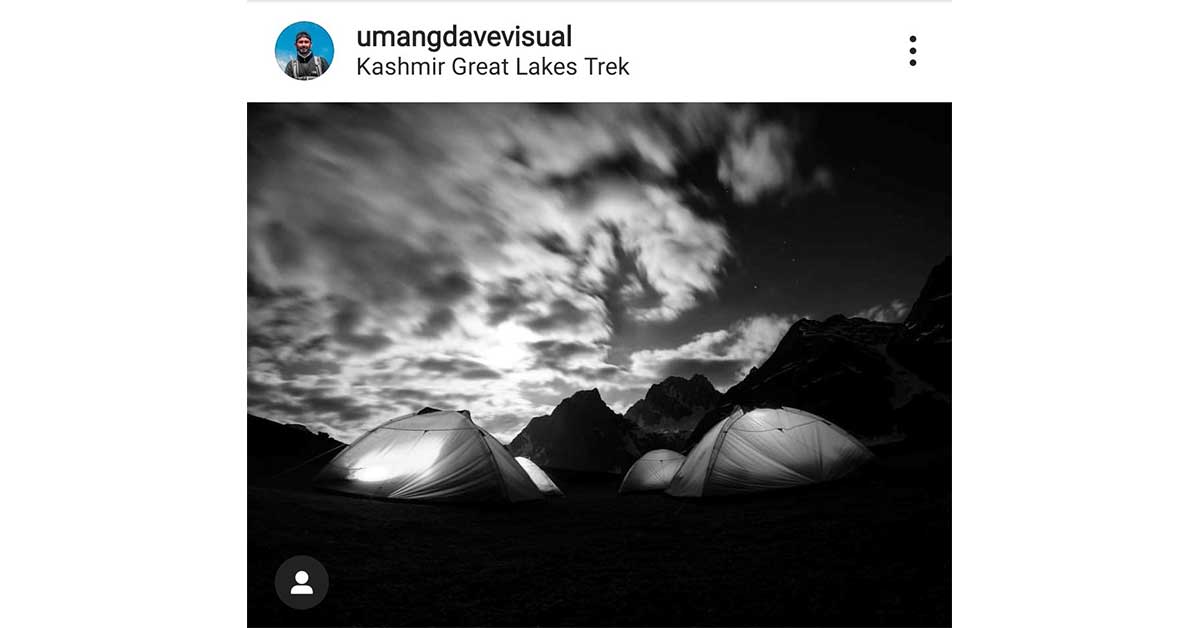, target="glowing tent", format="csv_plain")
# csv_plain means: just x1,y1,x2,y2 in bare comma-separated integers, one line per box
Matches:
618,449,686,494
314,410,543,503
667,407,873,497
514,456,564,496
